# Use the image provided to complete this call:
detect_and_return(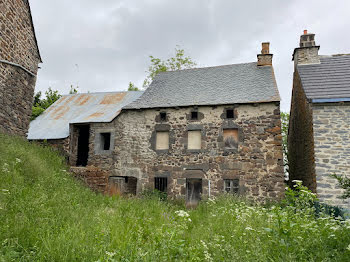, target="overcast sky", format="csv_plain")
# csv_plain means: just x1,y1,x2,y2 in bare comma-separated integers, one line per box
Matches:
30,0,350,112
